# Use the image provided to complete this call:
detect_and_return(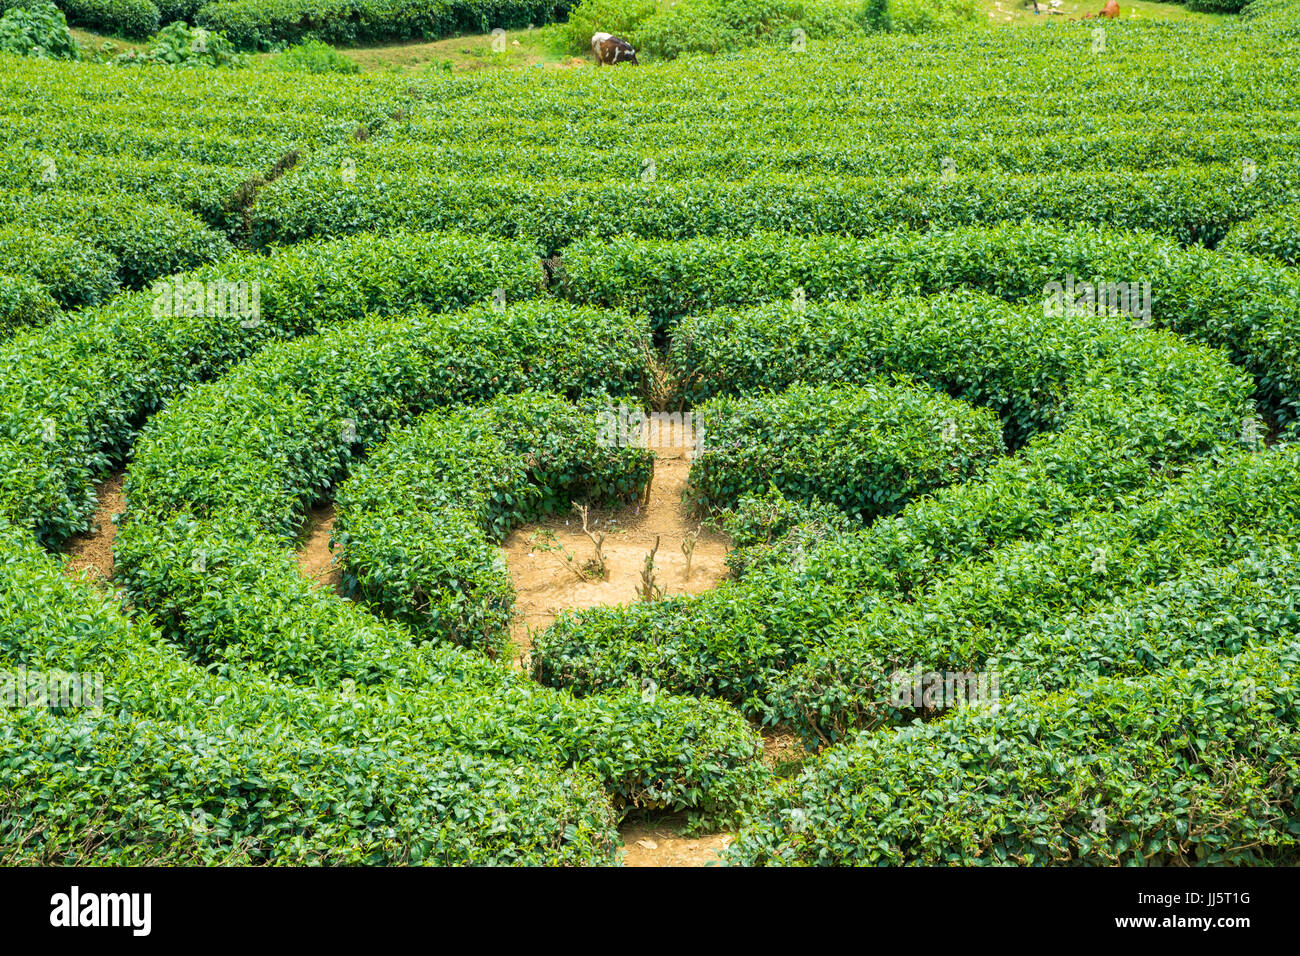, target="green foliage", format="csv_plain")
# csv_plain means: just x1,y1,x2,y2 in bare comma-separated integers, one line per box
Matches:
634,0,861,59
883,0,976,33
0,230,543,543
1,190,234,288
729,639,1300,865
531,292,1252,720
1219,205,1300,265
109,302,764,822
0,272,60,332
565,223,1300,425
336,393,654,655
115,20,243,65
562,0,657,54
0,0,80,58
0,225,118,308
262,37,357,72
858,0,888,31
194,0,577,50
687,381,1006,518
0,521,622,865
58,0,160,37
